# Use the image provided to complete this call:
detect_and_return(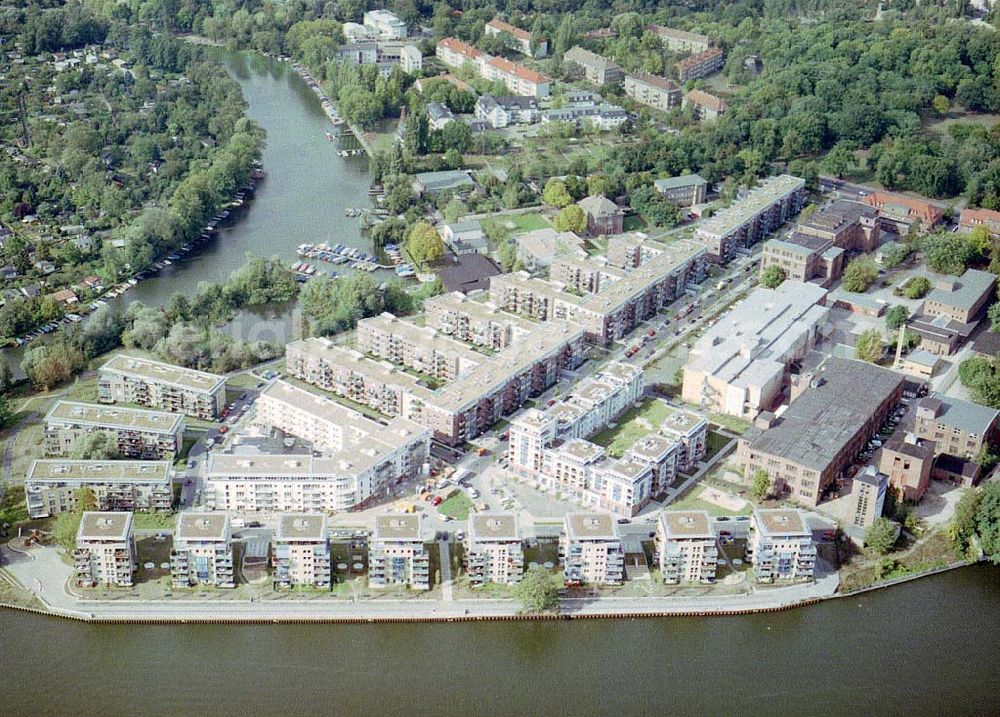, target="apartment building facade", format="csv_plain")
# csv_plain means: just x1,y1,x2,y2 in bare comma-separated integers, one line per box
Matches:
273,514,331,589
465,512,525,586
98,354,226,420
560,512,625,585
44,400,184,460
683,89,727,120
25,459,172,518
674,47,724,81
370,514,430,590
922,269,996,325
694,174,806,263
650,25,711,53
623,72,681,112
913,394,999,460
738,359,904,506
960,207,1000,237
655,510,717,584
485,17,546,57
424,291,535,350
356,313,484,381
363,9,407,39
170,512,235,588
564,46,623,85
74,511,137,588
654,174,707,206
878,432,934,502
747,509,816,582
475,94,539,128
850,465,888,529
